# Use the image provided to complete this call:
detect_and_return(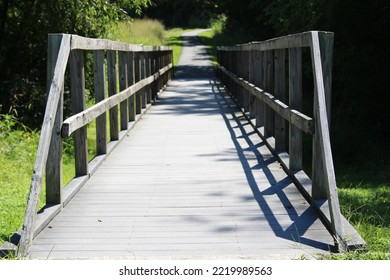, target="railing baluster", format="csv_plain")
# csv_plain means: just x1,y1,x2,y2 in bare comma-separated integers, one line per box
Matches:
107,50,119,141
70,49,88,176
135,52,142,114
127,52,136,122
264,50,274,138
274,49,286,153
119,51,128,131
93,50,107,155
288,47,303,171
